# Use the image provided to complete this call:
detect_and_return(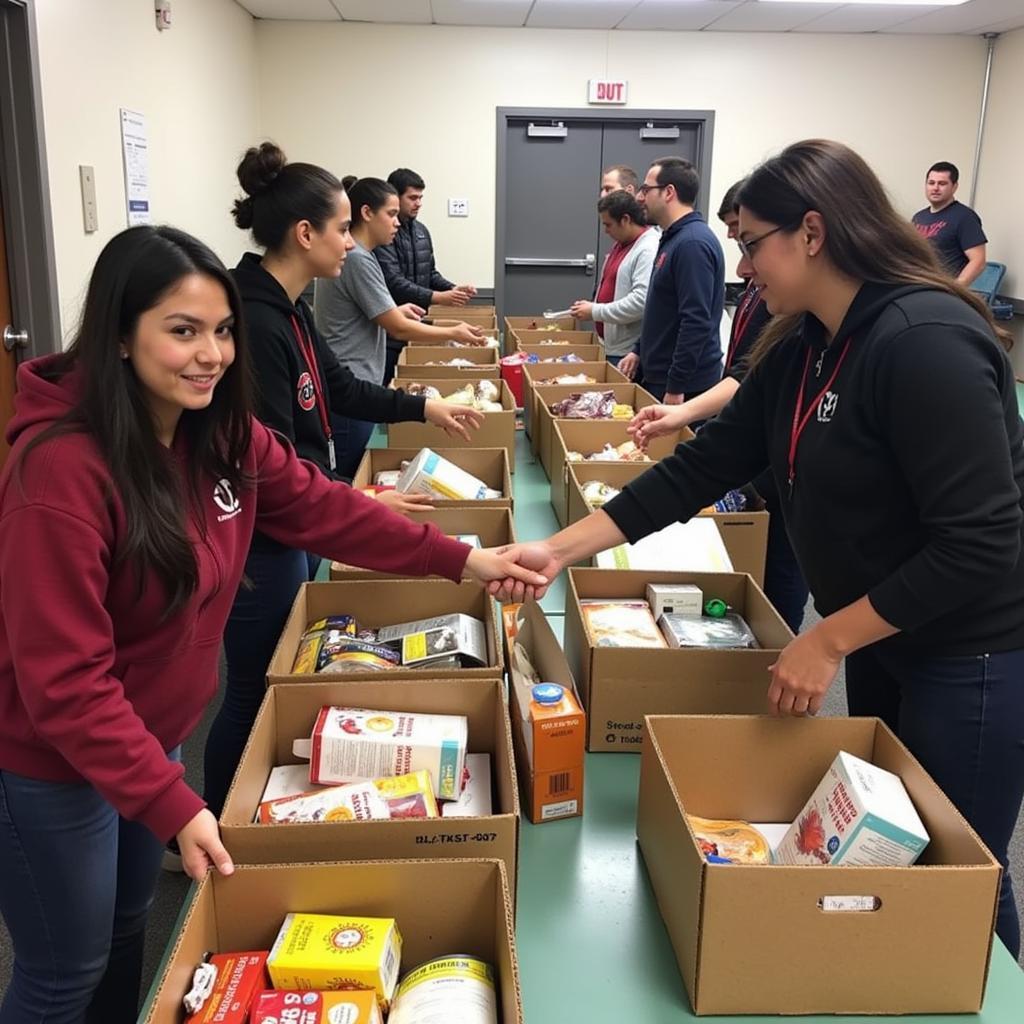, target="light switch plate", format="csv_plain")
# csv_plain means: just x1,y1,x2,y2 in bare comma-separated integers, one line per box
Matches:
79,165,98,233
447,197,469,217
